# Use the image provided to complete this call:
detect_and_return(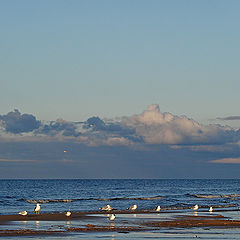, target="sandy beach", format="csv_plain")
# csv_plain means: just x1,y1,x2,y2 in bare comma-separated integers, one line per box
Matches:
1,209,240,238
